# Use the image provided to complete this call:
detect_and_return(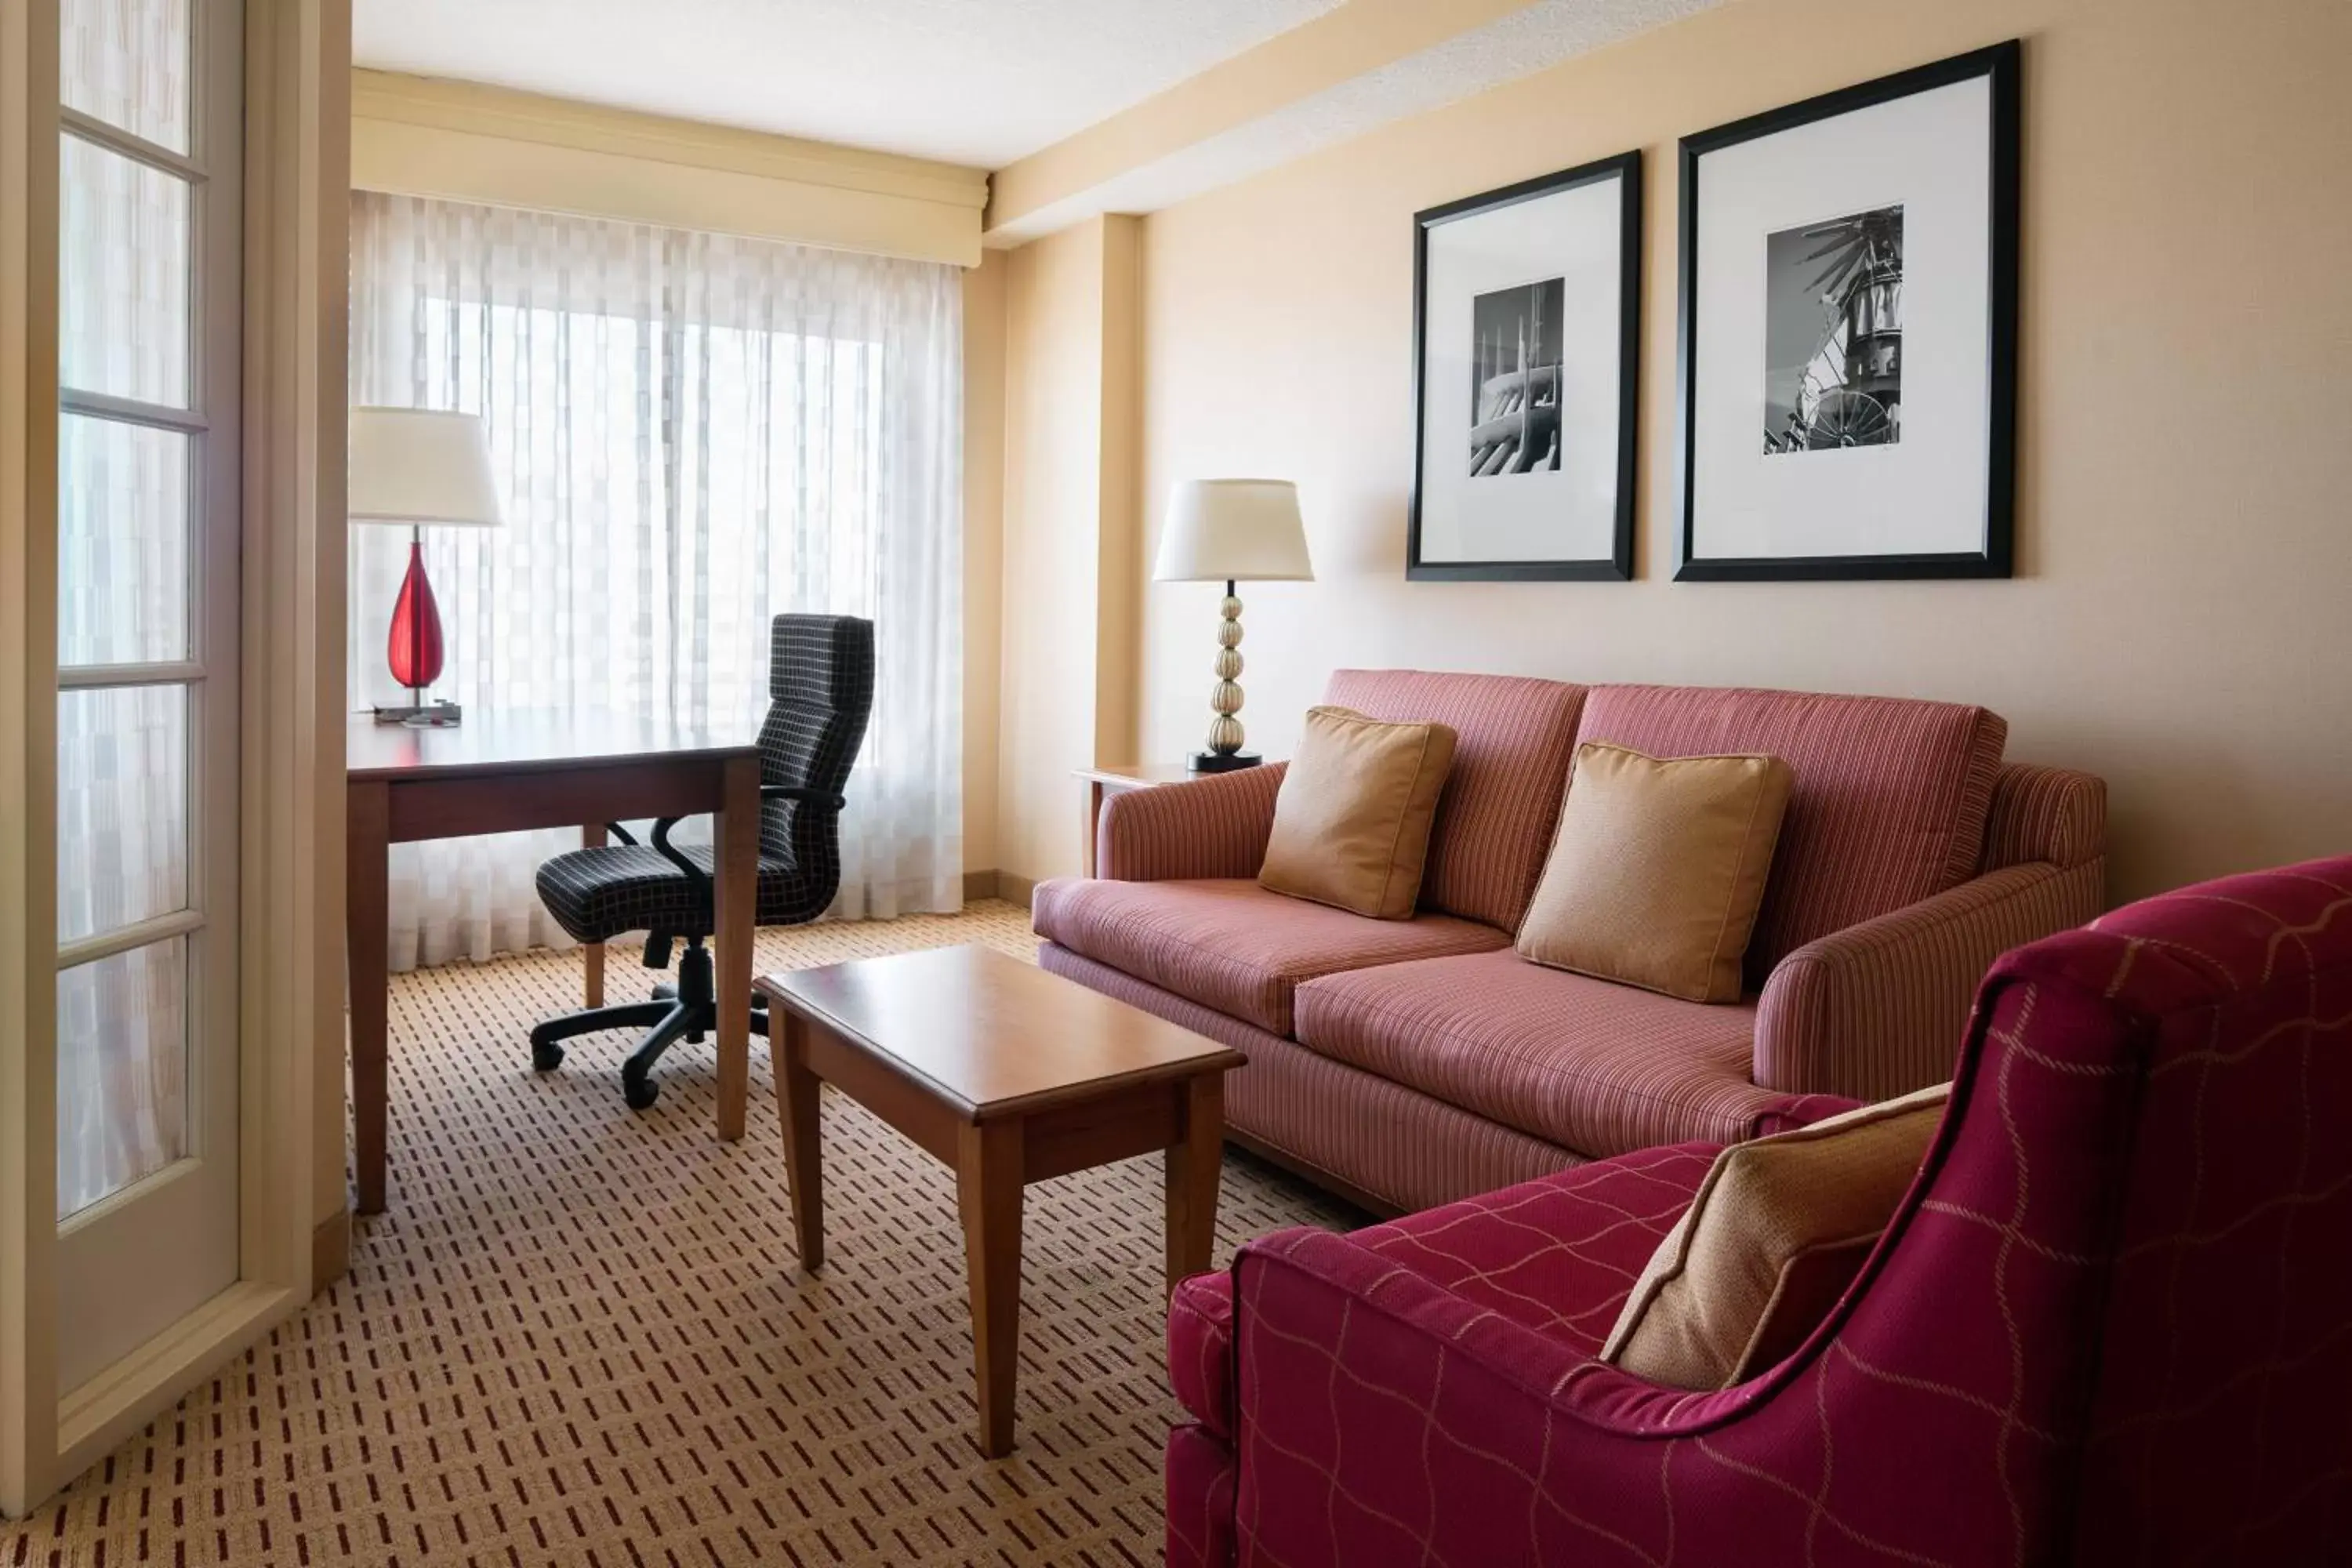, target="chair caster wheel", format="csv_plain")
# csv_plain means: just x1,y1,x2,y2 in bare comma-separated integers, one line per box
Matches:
622,1069,659,1111
652,982,678,1001
532,1038,564,1072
